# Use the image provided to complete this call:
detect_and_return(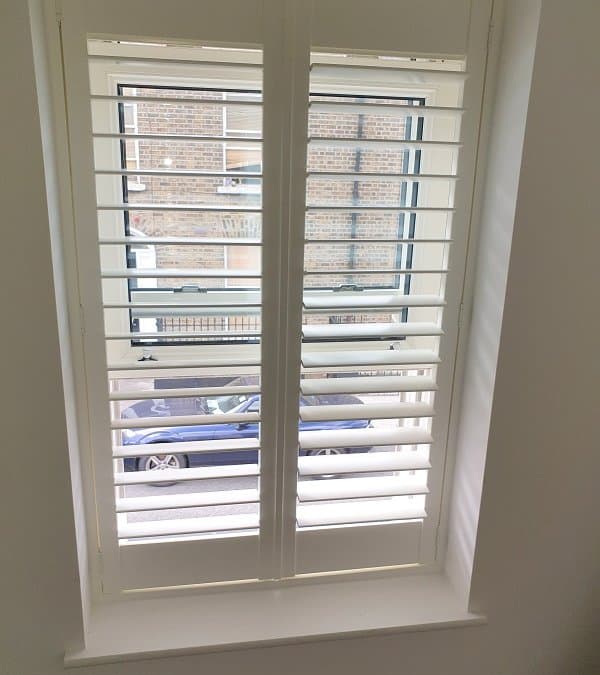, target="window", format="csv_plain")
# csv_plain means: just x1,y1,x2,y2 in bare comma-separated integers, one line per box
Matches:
222,91,262,192
120,96,145,192
58,1,485,594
